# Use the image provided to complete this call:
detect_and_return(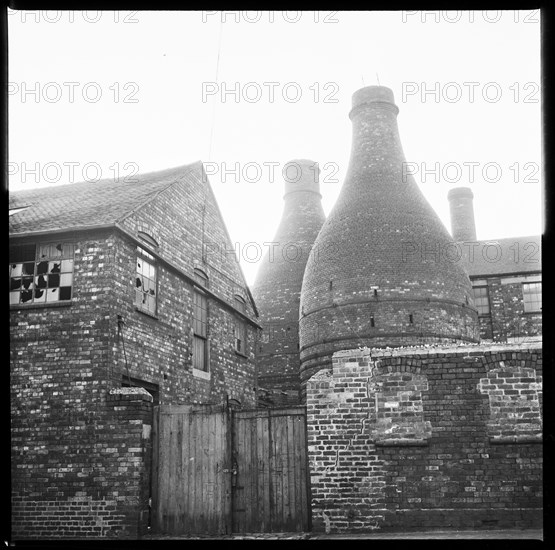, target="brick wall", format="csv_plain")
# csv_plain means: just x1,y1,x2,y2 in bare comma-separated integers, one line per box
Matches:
474,276,542,343
11,388,153,539
306,343,542,533
111,232,258,407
